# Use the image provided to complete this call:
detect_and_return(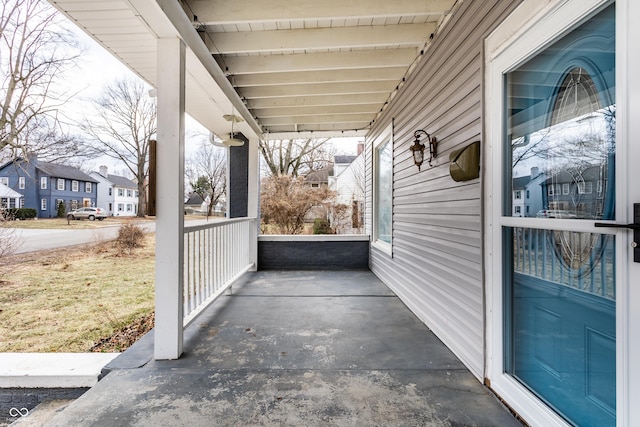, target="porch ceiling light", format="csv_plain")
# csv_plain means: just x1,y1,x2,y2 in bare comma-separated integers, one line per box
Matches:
411,129,437,171
221,114,245,147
